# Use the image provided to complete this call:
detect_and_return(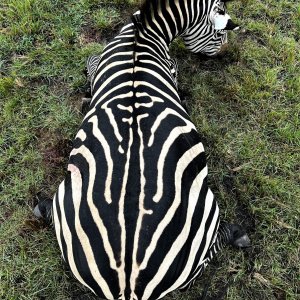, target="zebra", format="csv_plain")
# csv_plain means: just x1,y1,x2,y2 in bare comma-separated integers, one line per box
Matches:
34,0,250,299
